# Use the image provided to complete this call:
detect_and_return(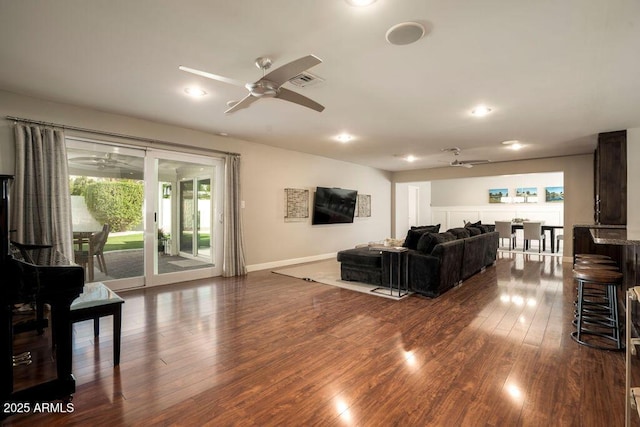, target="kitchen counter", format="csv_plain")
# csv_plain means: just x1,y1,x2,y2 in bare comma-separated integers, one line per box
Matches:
590,228,640,245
